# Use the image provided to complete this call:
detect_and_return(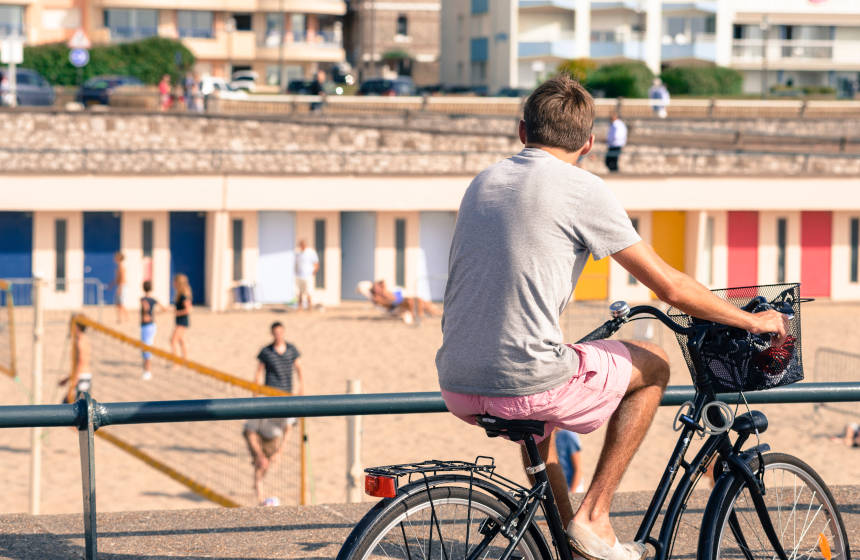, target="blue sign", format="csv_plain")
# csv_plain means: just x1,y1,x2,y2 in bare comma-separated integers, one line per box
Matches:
69,48,89,68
